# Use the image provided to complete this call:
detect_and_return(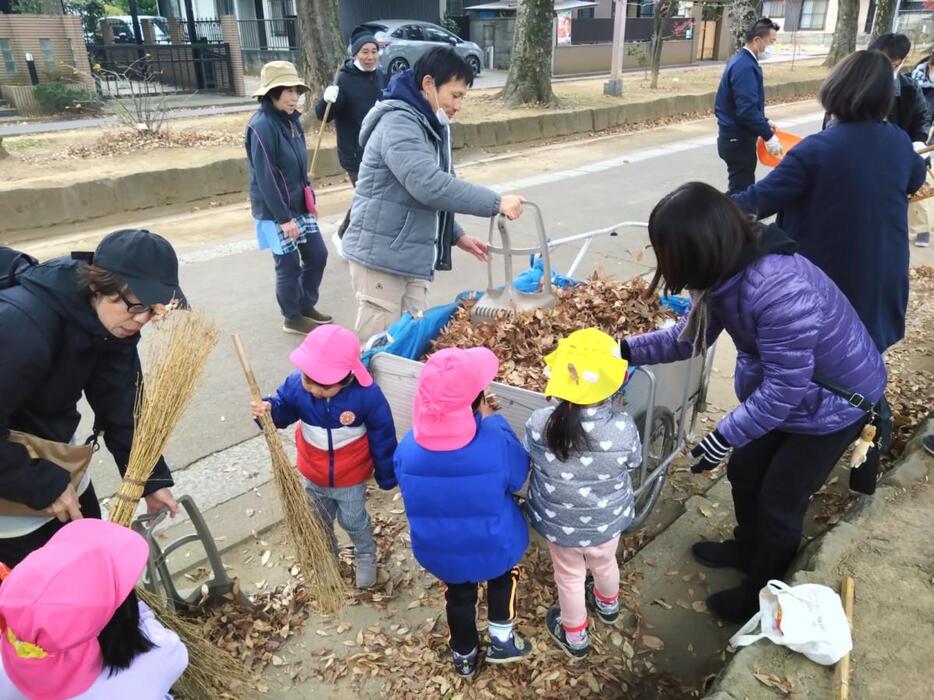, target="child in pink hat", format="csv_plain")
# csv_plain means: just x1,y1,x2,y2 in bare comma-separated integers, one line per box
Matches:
250,323,397,588
394,347,532,678
0,519,188,700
